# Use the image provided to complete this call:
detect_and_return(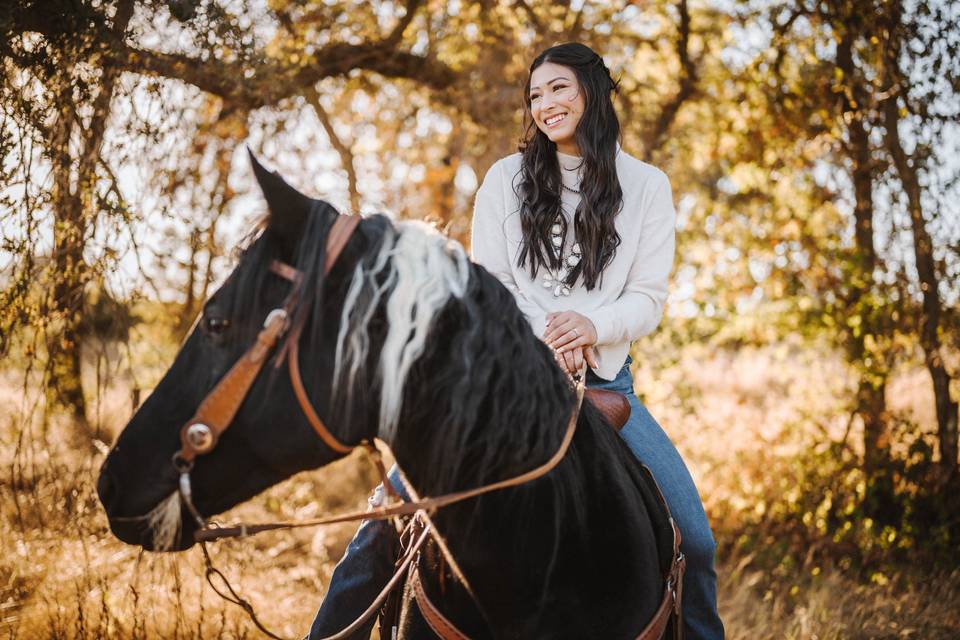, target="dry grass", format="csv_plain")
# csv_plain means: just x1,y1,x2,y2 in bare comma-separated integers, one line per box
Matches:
2,411,380,639
718,557,960,639
2,340,959,639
